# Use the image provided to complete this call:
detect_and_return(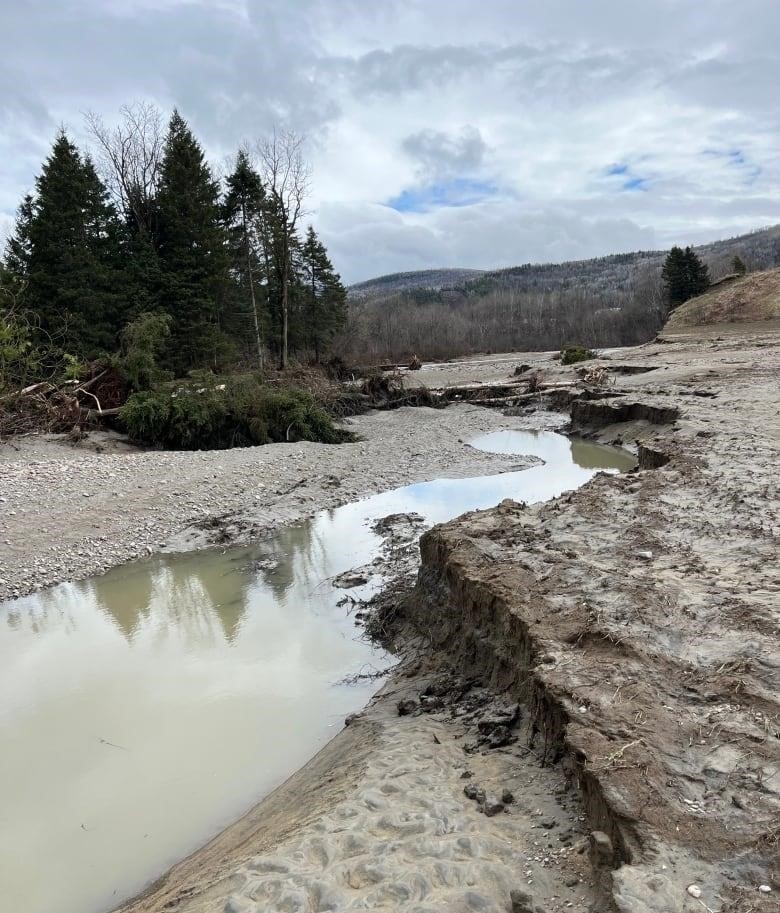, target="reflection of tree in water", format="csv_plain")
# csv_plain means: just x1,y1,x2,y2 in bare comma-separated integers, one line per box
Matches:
90,562,155,638
1,584,92,638
251,518,329,603
92,550,253,644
